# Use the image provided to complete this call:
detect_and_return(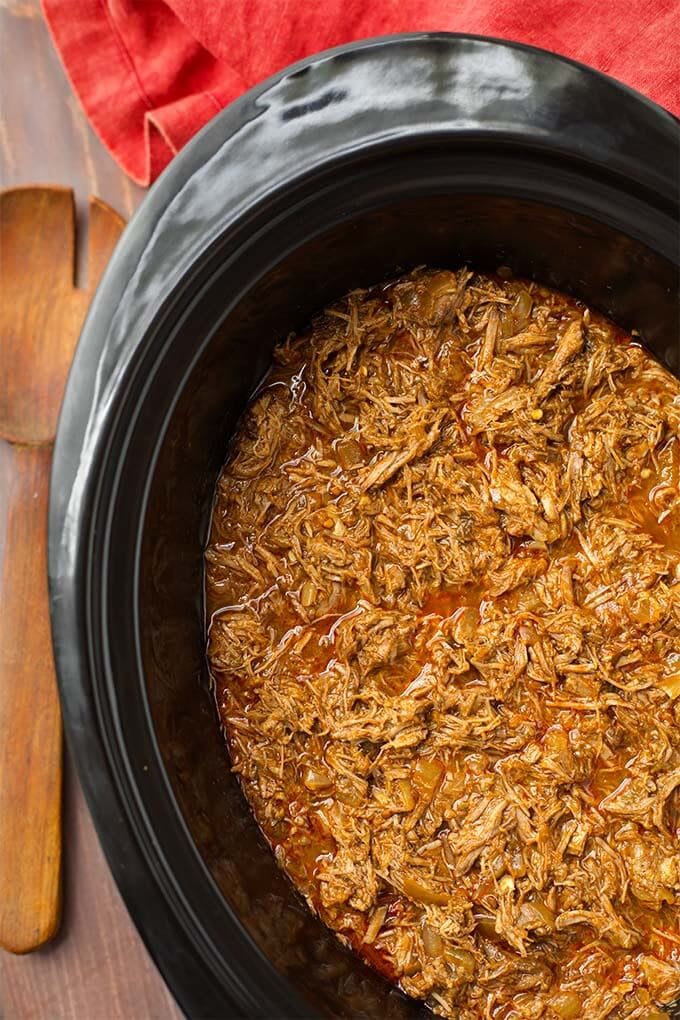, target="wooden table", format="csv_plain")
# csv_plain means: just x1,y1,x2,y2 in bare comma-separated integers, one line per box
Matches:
0,3,182,1016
